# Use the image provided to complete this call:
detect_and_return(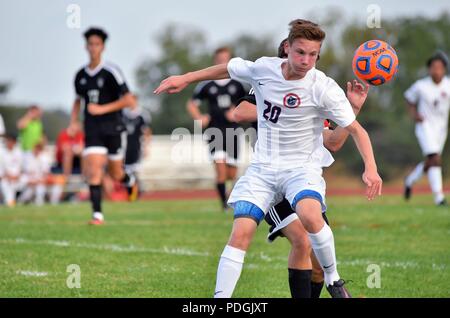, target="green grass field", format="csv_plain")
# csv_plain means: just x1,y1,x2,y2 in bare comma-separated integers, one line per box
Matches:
0,194,449,298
